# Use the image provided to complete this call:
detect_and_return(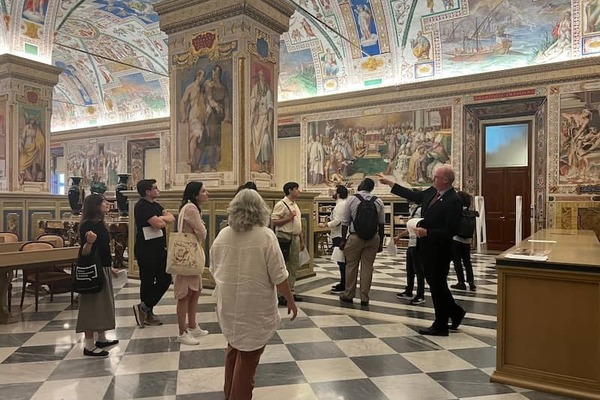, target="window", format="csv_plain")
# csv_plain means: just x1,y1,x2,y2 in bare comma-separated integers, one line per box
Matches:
485,123,529,167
